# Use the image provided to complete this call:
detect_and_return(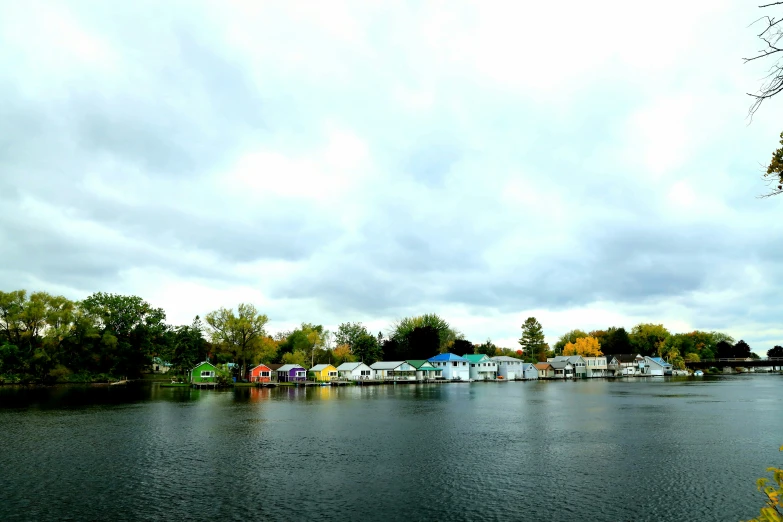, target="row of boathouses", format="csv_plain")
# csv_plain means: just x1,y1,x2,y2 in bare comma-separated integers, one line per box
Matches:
187,352,673,385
